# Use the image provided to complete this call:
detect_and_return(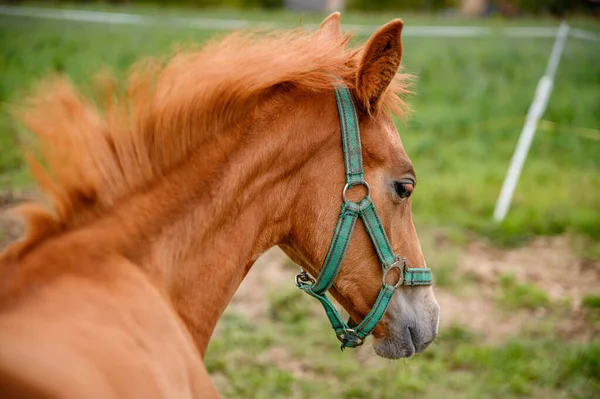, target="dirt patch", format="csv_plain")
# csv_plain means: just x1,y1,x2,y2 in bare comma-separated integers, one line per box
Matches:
434,289,535,343
448,236,600,342
463,236,600,307
229,248,295,321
